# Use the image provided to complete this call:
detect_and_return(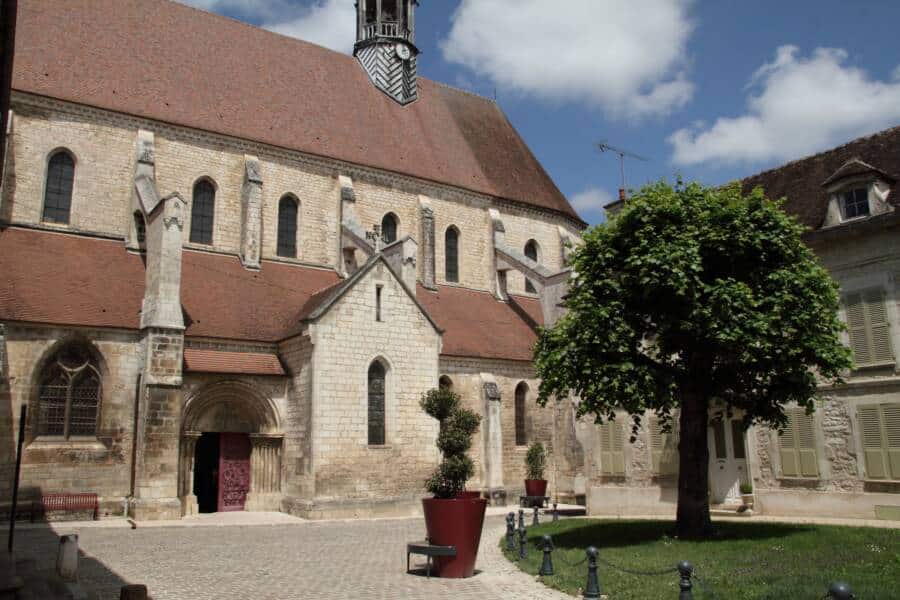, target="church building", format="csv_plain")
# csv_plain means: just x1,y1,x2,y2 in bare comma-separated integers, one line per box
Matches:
0,0,586,520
